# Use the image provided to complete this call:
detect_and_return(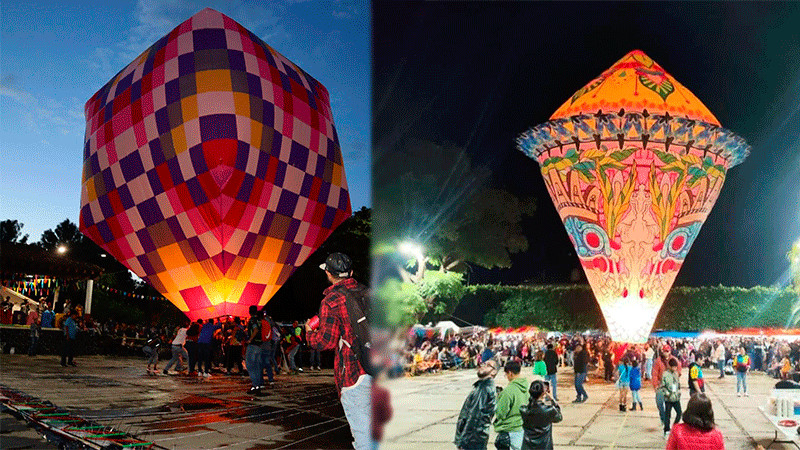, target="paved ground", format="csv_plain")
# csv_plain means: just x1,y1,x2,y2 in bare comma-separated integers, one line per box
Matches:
0,354,353,449
383,365,796,449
